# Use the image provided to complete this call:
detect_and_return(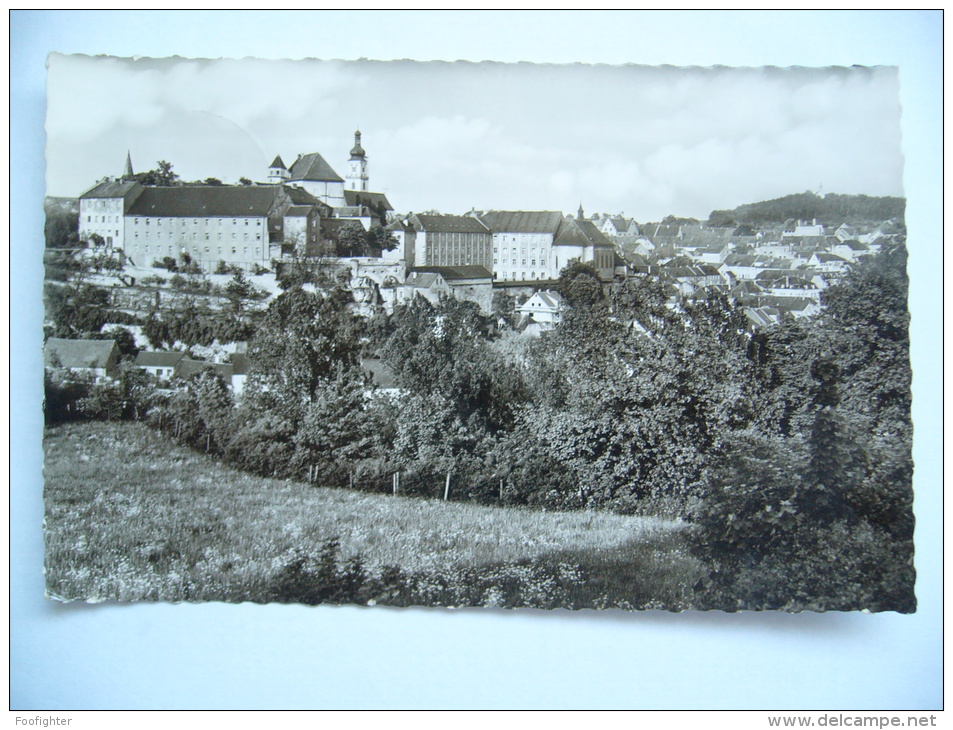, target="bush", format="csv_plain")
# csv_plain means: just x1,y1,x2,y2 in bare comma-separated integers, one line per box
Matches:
153,256,179,272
